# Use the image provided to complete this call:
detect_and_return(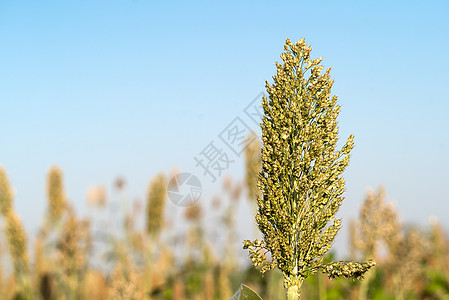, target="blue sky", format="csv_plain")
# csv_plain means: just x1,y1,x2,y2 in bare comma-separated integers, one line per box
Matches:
1,0,449,255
